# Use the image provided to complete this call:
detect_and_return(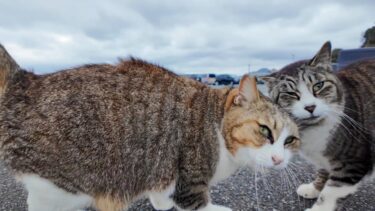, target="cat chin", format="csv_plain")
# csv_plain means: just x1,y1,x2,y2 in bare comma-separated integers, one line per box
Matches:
297,116,326,127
